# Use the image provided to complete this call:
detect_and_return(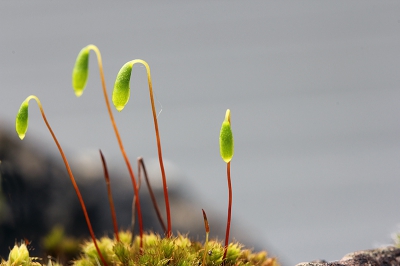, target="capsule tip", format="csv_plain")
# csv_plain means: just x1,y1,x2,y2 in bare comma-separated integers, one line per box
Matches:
74,90,83,97
225,109,231,123
115,105,124,112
